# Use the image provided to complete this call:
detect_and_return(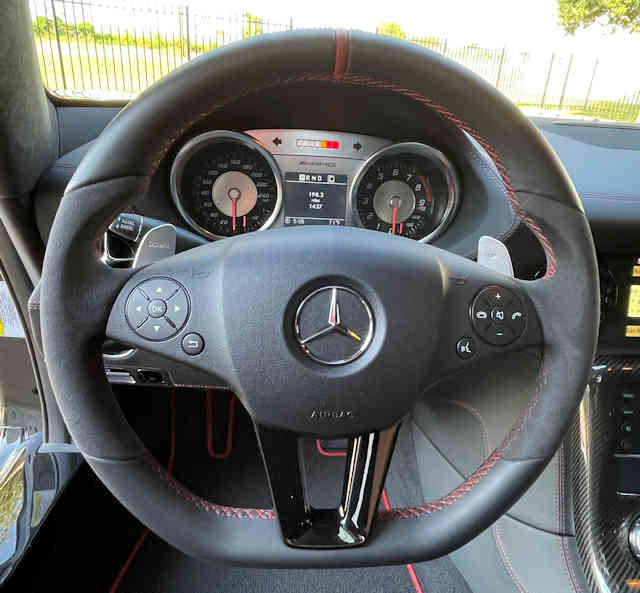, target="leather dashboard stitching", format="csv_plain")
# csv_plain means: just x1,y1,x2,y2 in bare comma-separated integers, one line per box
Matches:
493,525,528,593
379,353,549,520
432,398,530,593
